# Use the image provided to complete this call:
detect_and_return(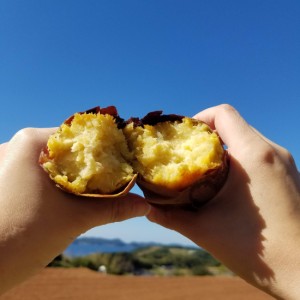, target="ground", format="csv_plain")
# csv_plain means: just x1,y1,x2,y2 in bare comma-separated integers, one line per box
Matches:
0,268,274,300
